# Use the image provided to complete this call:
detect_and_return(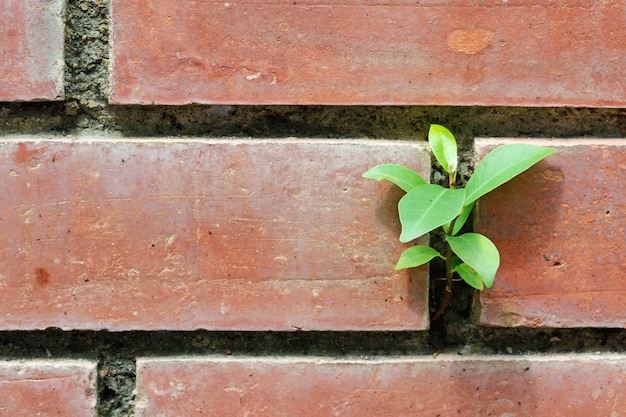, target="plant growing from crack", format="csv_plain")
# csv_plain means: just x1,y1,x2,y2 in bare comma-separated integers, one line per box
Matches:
364,124,556,319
